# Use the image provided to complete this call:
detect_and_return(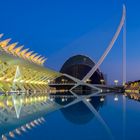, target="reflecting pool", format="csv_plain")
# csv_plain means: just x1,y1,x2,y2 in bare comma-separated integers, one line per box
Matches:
13,92,140,140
